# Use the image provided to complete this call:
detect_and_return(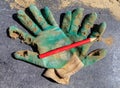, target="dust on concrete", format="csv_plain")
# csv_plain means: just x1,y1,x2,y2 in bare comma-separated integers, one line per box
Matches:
102,36,113,46
58,0,74,9
6,0,36,10
59,0,120,21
